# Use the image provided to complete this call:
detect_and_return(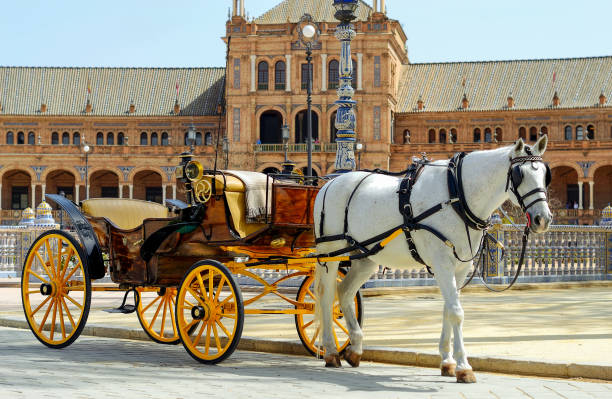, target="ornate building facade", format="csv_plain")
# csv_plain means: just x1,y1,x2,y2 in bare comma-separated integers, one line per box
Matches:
1,0,611,224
